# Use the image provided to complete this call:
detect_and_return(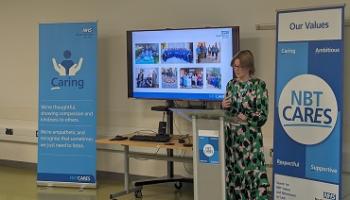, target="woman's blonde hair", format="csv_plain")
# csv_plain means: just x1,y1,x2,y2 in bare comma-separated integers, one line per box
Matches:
231,50,255,75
